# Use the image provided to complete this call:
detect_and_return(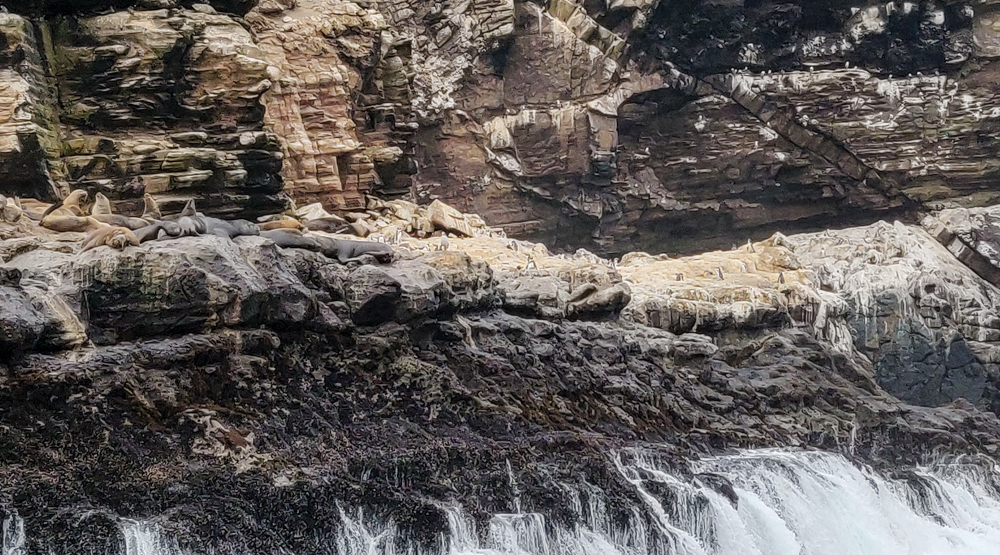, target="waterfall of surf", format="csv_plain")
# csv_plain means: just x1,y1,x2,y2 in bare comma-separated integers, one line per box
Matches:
7,450,999,555
615,449,1000,555
335,506,407,555
120,519,185,555
327,449,1000,555
2,513,25,555
434,504,636,555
